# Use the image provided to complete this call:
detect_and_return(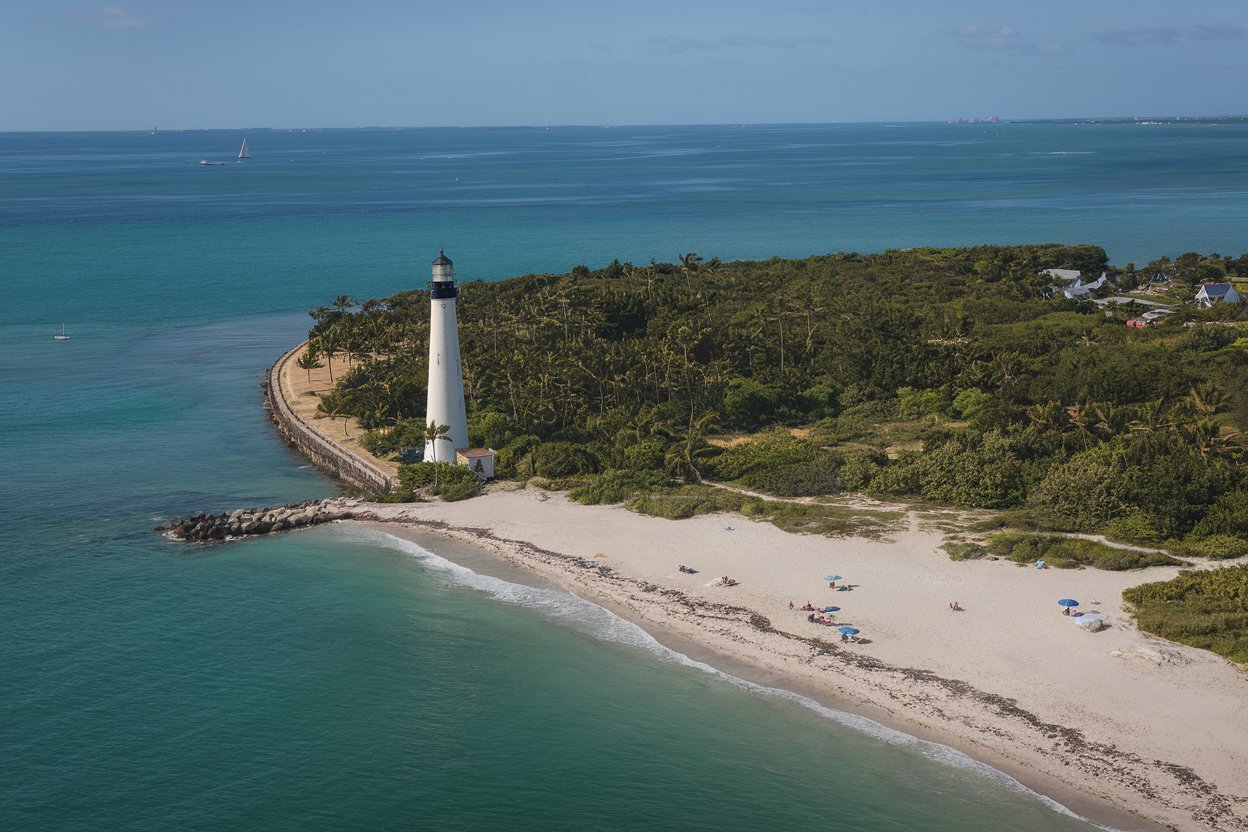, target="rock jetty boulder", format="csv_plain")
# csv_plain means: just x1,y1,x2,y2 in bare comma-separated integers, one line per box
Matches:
156,497,362,543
